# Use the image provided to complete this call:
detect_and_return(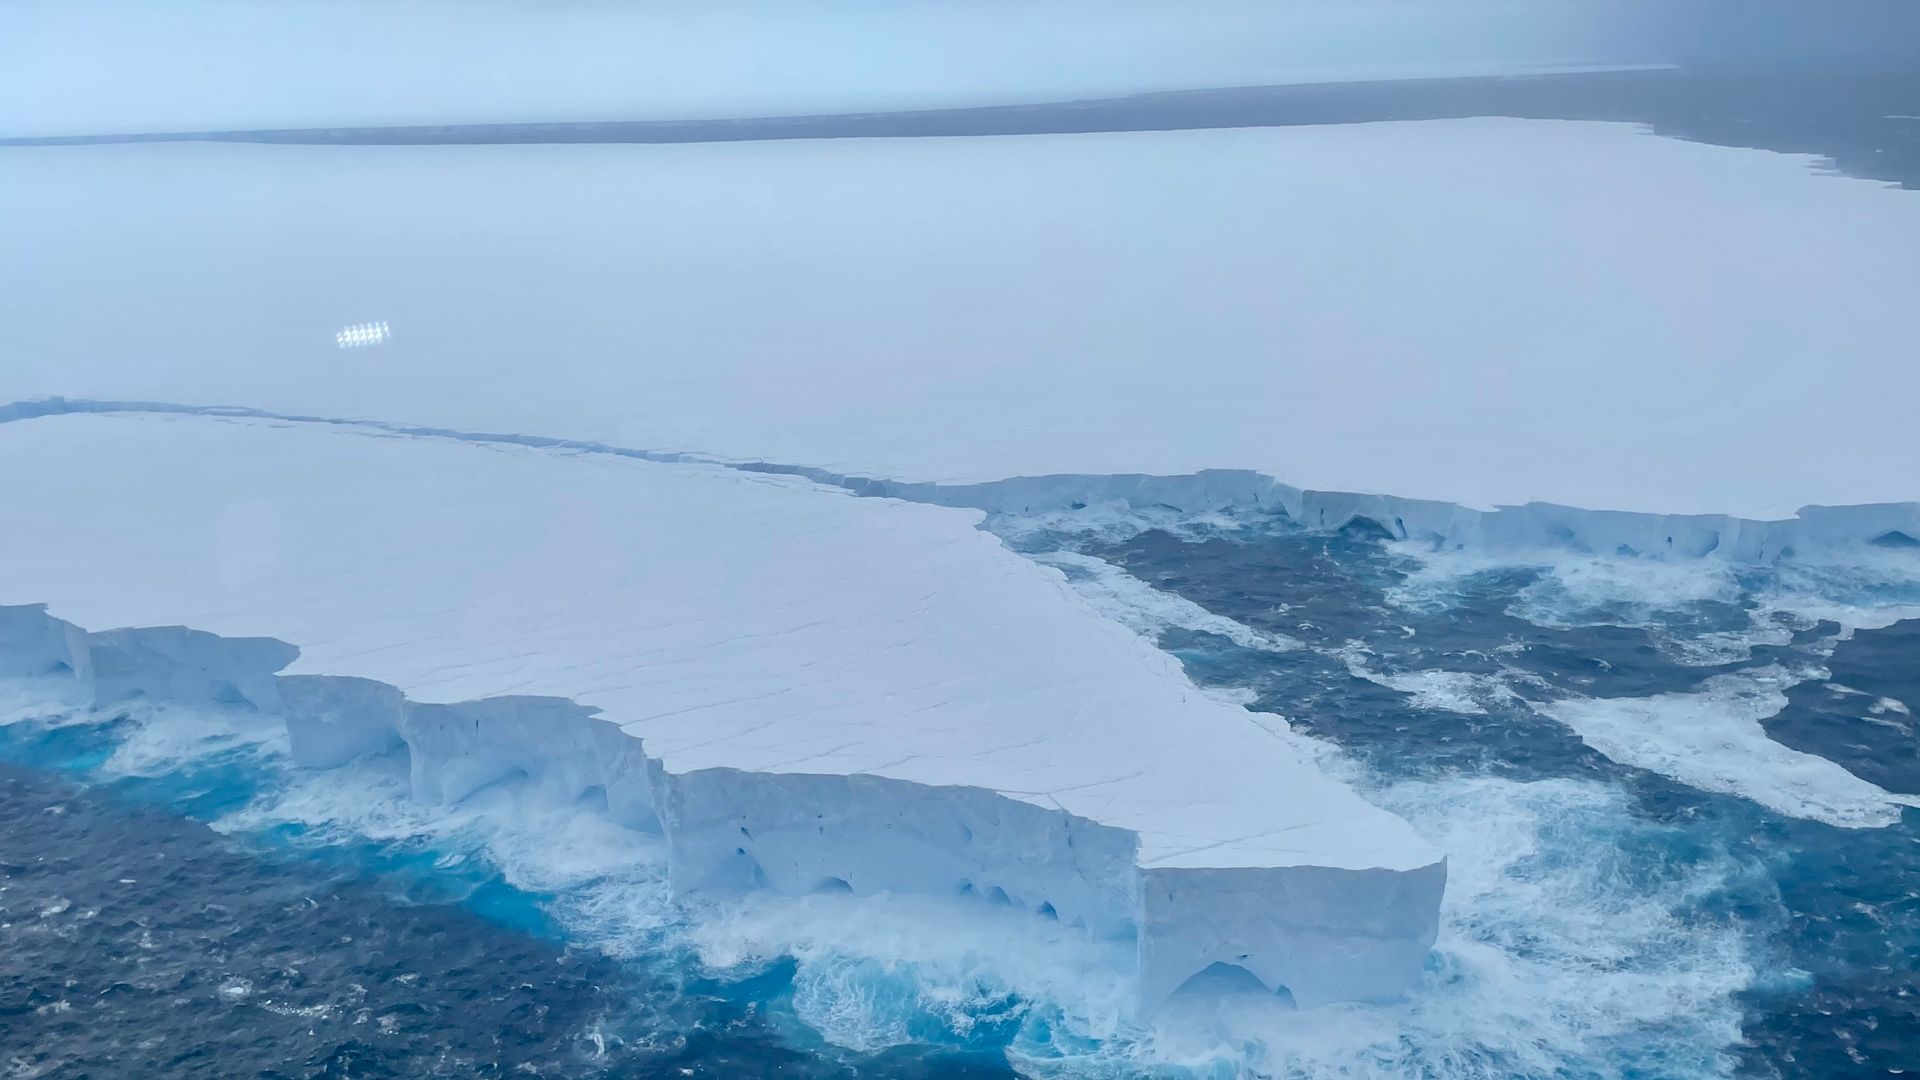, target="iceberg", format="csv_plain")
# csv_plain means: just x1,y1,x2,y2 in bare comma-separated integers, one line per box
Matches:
0,411,1445,1010
3,106,1914,1031
4,120,1915,535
